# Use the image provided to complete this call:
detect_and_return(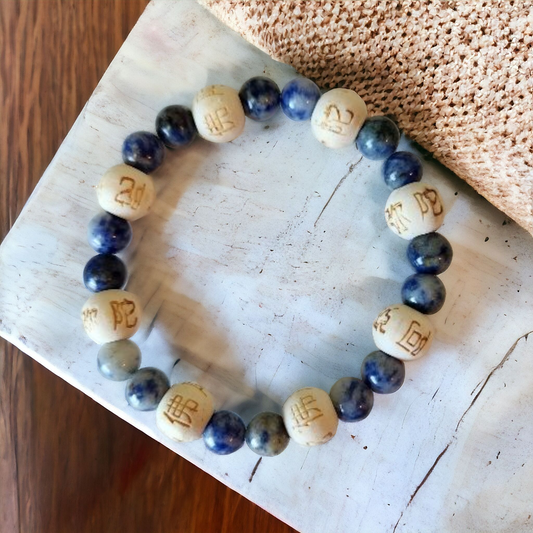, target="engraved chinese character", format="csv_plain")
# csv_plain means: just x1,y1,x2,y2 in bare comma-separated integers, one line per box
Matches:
318,104,354,135
163,394,199,428
414,188,443,218
385,202,411,234
373,308,392,334
110,299,137,330
114,177,146,210
291,395,323,428
204,107,235,136
397,320,431,357
82,308,98,329
197,86,224,100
